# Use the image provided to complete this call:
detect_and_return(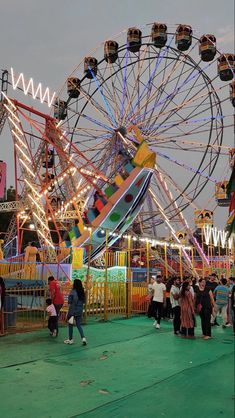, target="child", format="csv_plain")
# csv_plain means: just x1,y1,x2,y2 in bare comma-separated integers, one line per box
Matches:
46,298,57,337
